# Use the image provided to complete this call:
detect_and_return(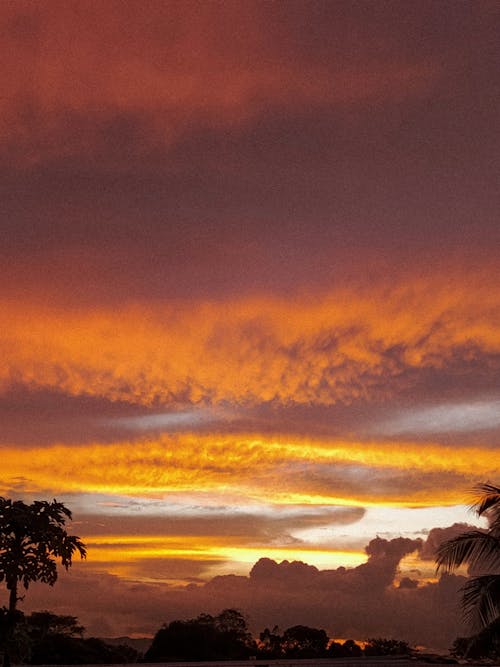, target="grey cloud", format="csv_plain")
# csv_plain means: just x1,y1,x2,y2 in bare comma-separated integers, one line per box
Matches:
2,377,500,454
0,385,155,446
372,399,500,436
76,506,366,546
420,523,477,561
